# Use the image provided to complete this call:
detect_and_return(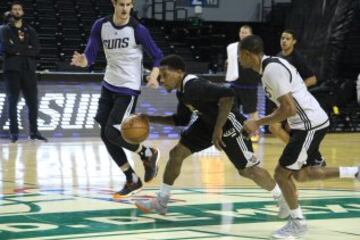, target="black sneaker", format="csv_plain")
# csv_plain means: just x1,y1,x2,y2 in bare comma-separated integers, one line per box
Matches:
10,134,18,143
113,179,143,199
141,147,160,182
30,132,48,142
